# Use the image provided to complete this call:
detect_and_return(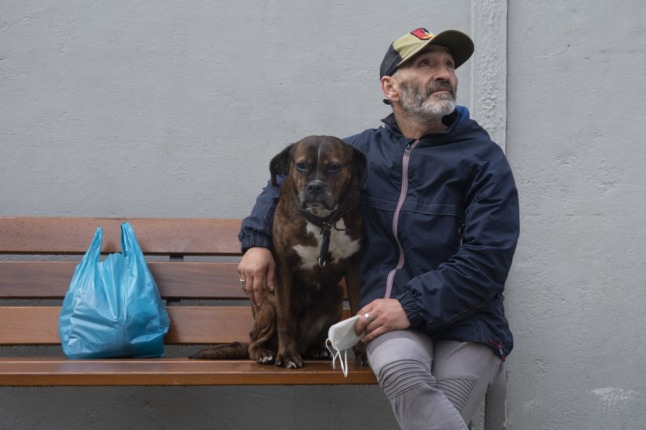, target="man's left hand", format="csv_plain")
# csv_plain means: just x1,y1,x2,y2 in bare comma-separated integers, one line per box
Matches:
355,298,412,343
